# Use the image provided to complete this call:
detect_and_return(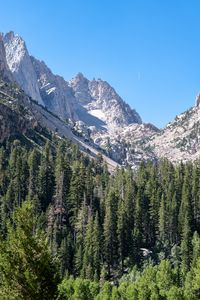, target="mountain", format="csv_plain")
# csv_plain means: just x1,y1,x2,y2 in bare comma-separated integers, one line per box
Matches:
2,30,200,168
0,75,119,171
3,31,44,105
69,72,142,128
3,32,142,128
2,31,156,167
0,32,120,170
148,99,200,163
